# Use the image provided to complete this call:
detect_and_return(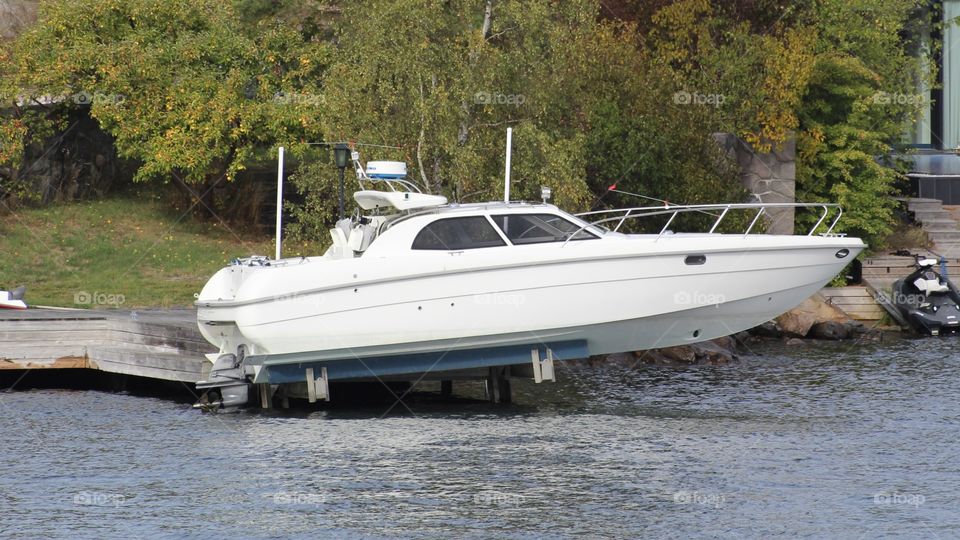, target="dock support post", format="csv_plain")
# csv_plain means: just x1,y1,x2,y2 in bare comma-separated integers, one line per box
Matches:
440,380,452,397
486,367,512,404
306,368,316,403
259,384,272,409
499,370,512,404
531,348,556,383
